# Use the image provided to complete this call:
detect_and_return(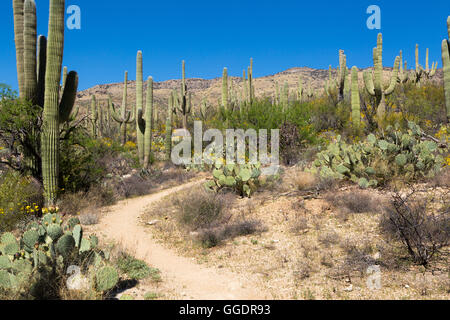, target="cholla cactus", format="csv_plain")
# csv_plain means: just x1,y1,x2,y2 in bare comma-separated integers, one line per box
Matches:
442,16,450,123
363,33,400,125
110,71,135,144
